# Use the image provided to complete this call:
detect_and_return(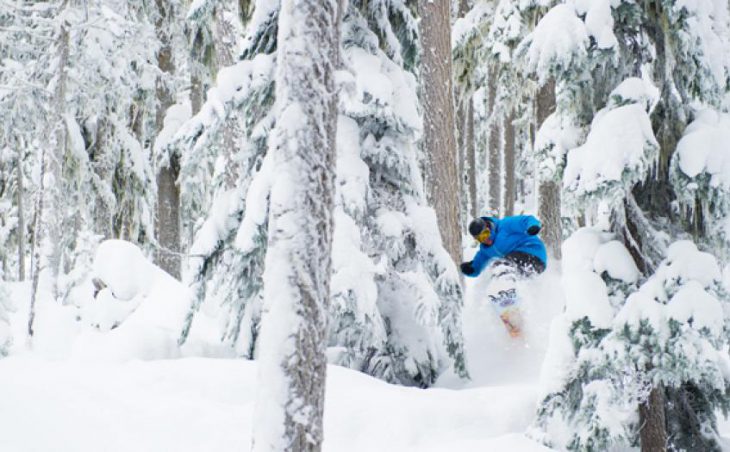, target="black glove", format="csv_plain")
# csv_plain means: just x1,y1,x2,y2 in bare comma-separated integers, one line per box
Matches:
460,261,475,276
527,225,541,235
